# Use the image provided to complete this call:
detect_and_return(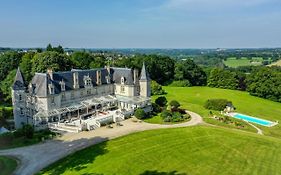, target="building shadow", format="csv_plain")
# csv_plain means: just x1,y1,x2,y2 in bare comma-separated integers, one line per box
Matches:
140,170,187,175
38,136,109,175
